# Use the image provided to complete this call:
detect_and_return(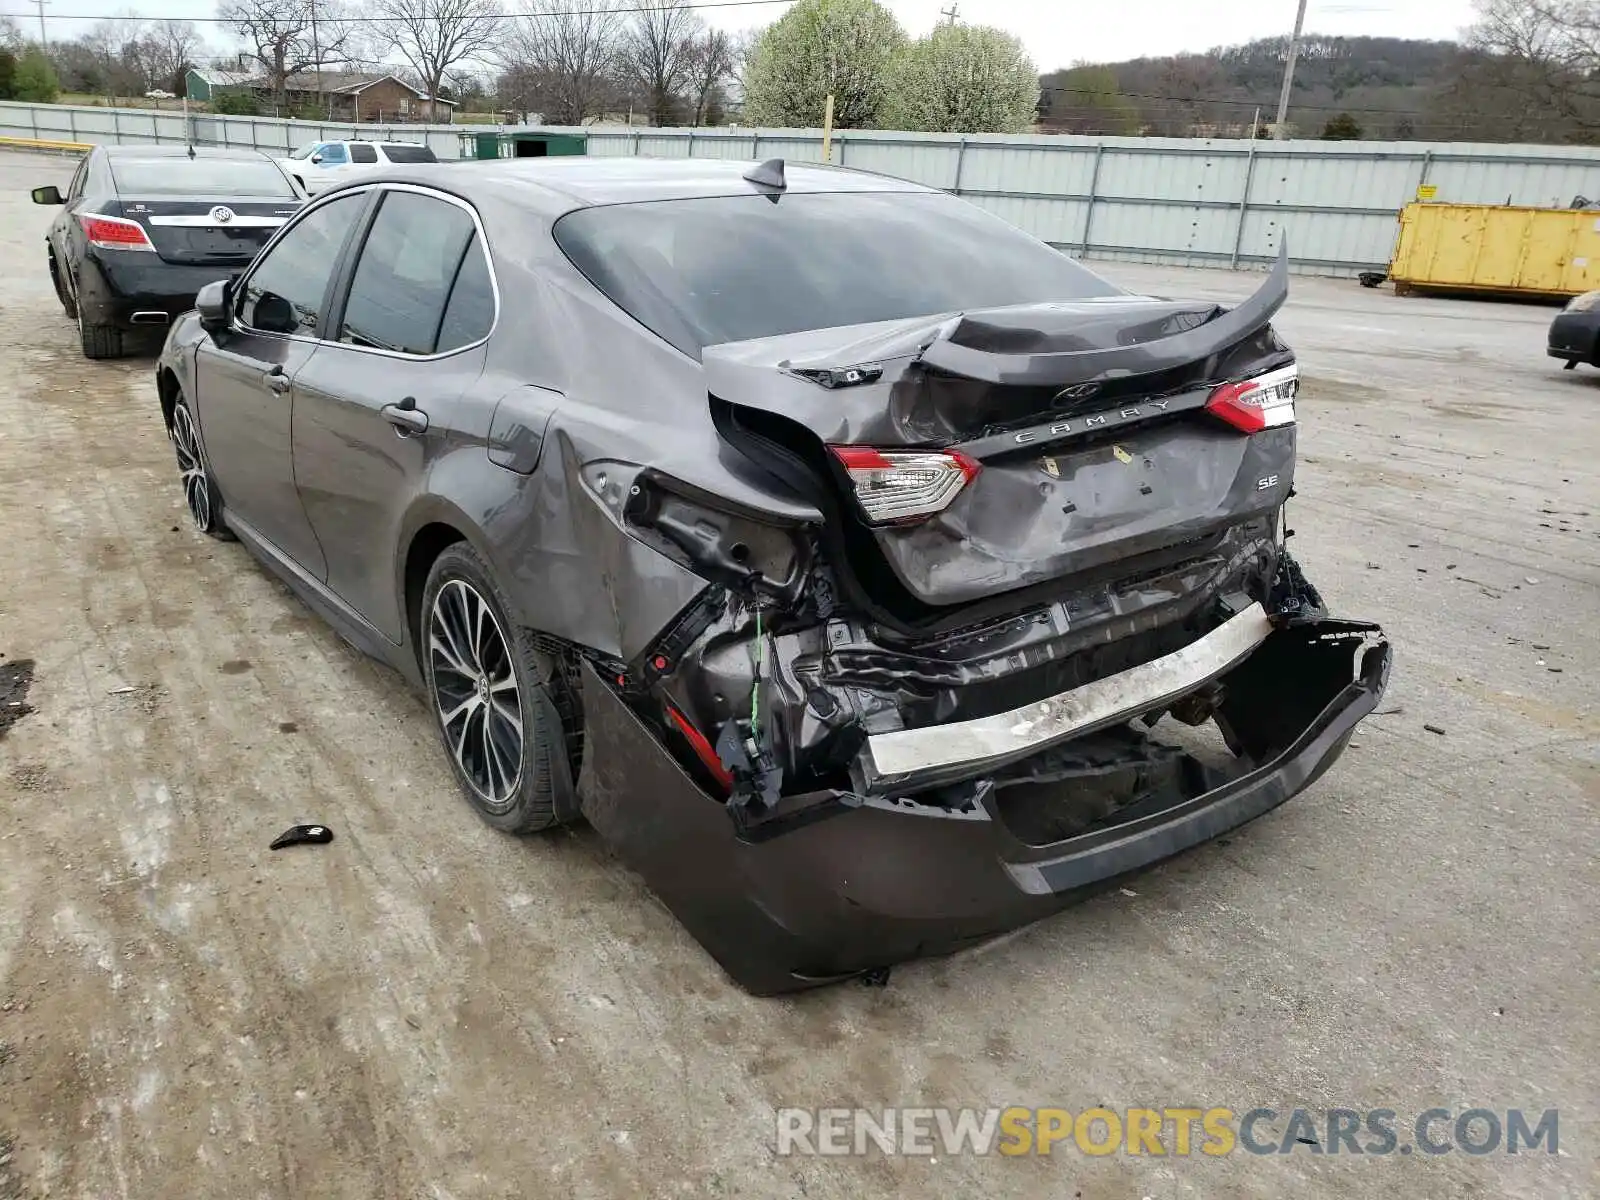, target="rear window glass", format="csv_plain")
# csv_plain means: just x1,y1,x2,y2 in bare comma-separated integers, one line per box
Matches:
381,144,437,164
350,143,378,163
553,191,1120,356
110,158,296,197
